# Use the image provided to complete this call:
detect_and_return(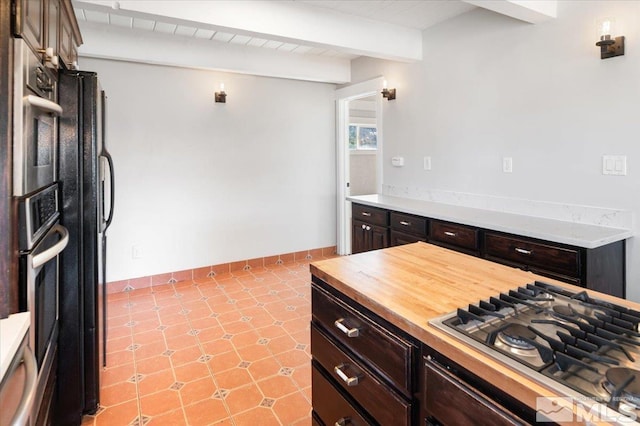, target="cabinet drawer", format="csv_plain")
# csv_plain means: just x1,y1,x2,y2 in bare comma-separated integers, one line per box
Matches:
312,365,372,426
484,233,580,278
312,285,413,394
430,220,479,252
352,204,389,227
311,324,411,426
390,230,427,247
425,357,525,426
390,212,427,237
